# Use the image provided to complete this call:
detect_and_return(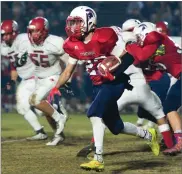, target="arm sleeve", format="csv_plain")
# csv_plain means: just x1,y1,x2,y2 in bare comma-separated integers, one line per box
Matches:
126,43,159,62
